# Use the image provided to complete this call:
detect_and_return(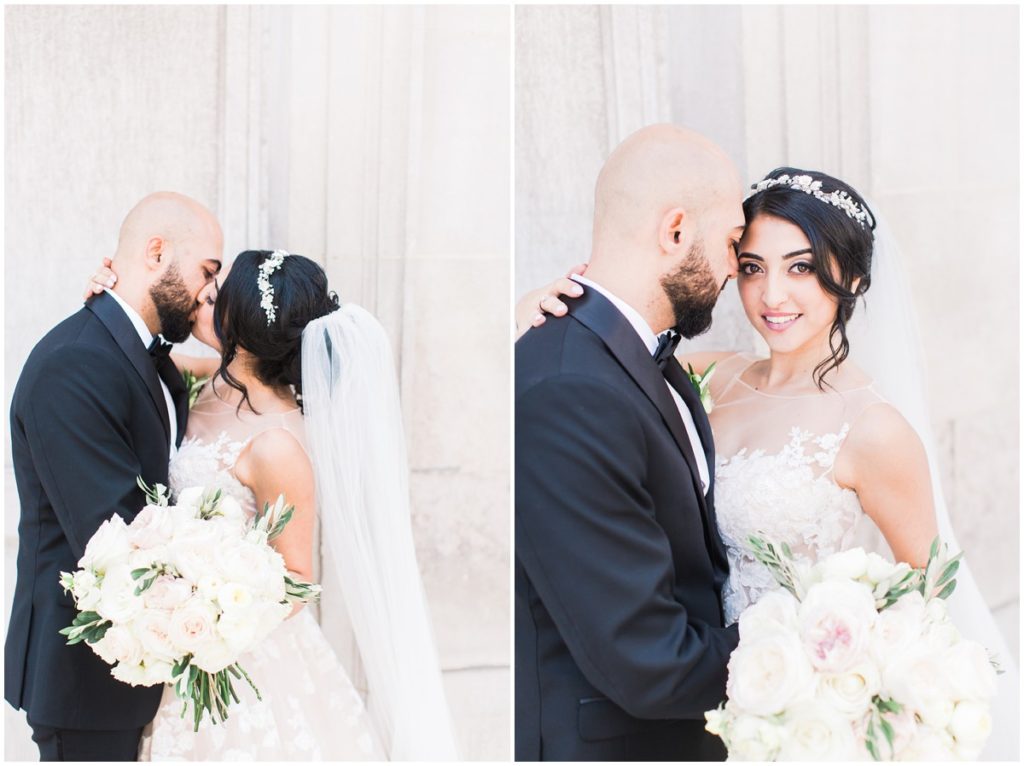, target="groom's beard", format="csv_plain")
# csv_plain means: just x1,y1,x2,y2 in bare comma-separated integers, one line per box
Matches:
150,262,196,343
660,237,721,339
